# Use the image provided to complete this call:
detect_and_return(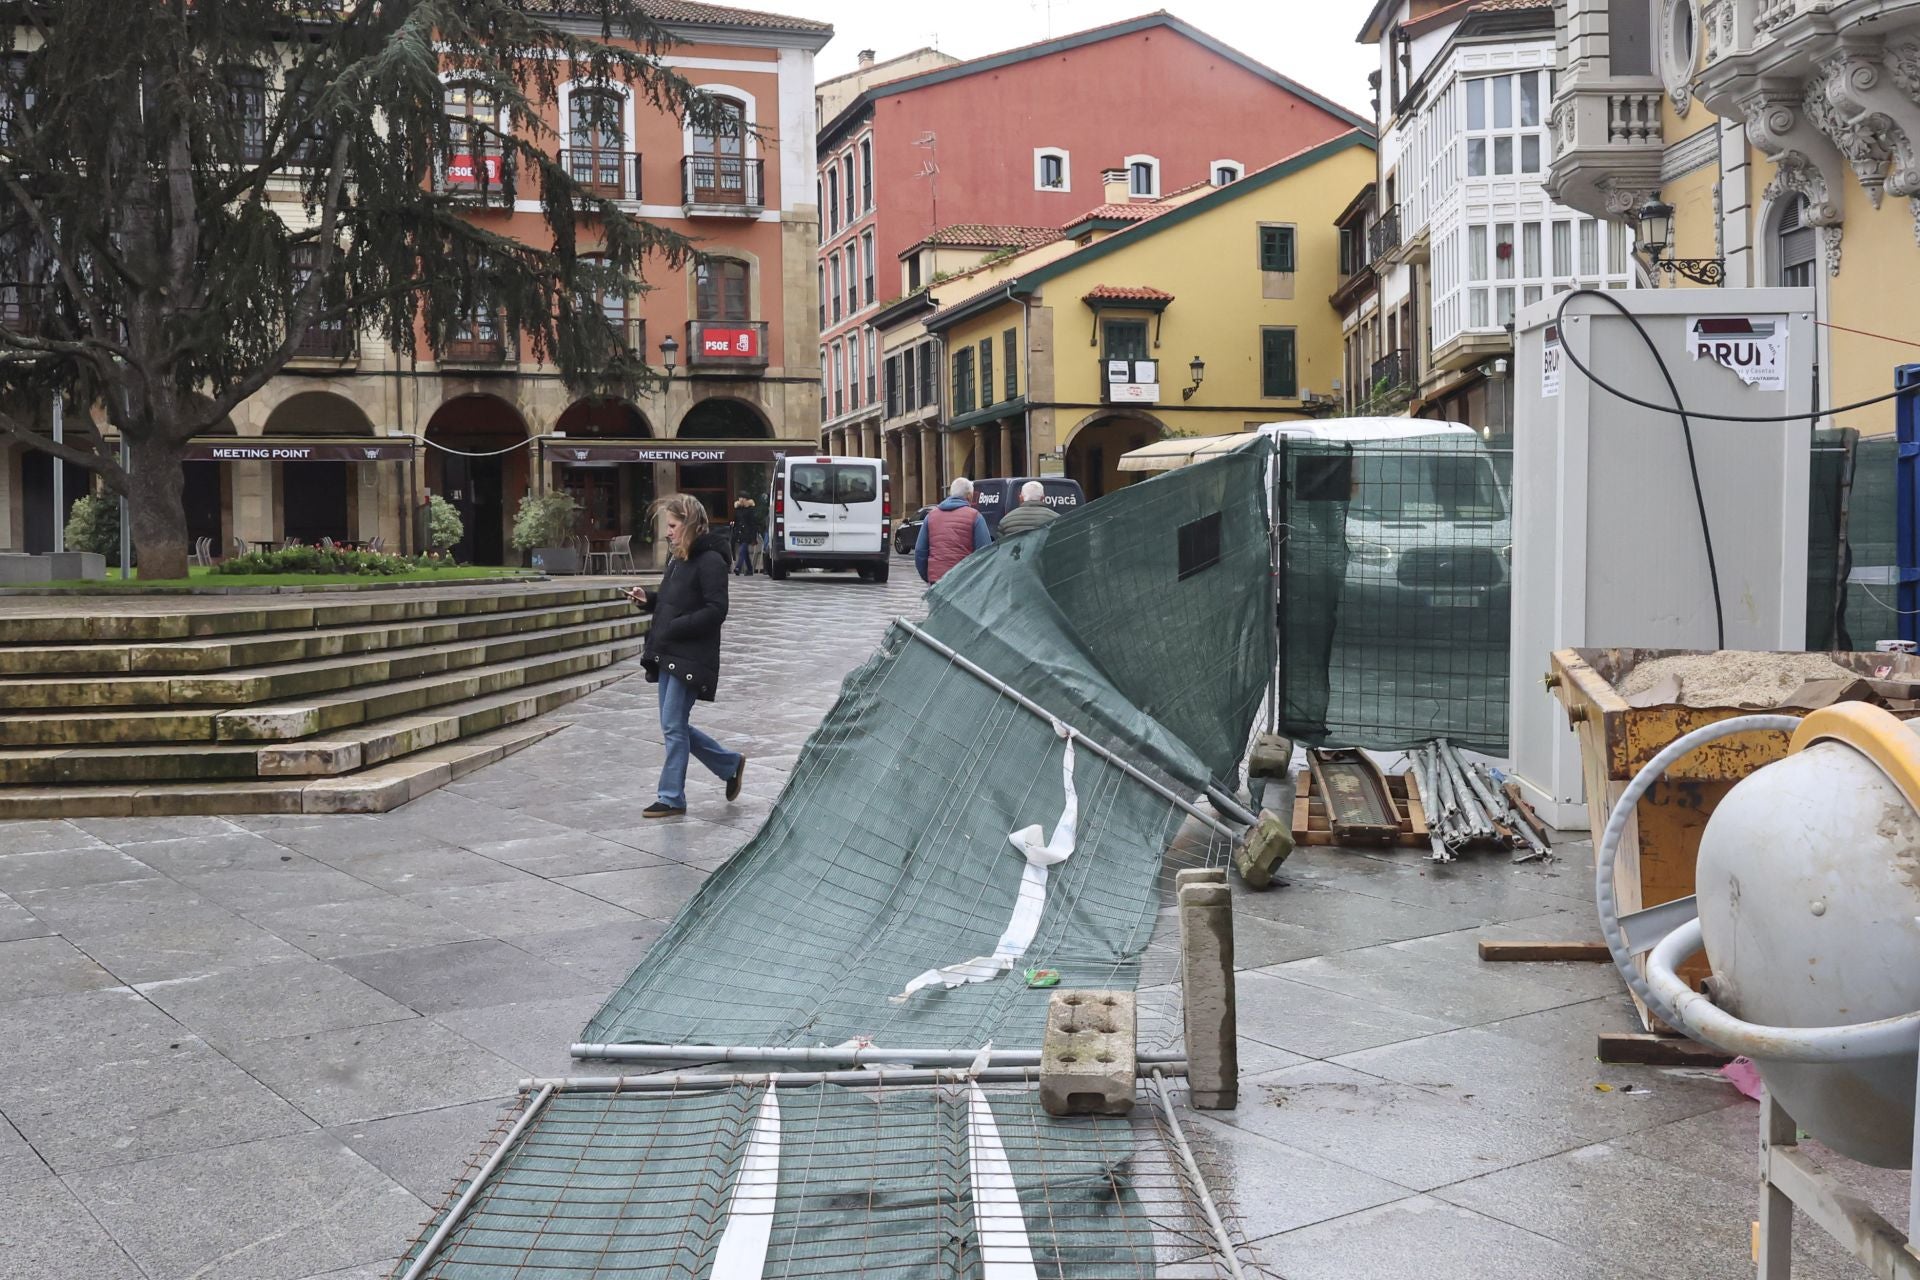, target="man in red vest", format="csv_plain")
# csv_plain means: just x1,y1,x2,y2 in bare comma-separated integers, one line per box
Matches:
914,476,992,585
